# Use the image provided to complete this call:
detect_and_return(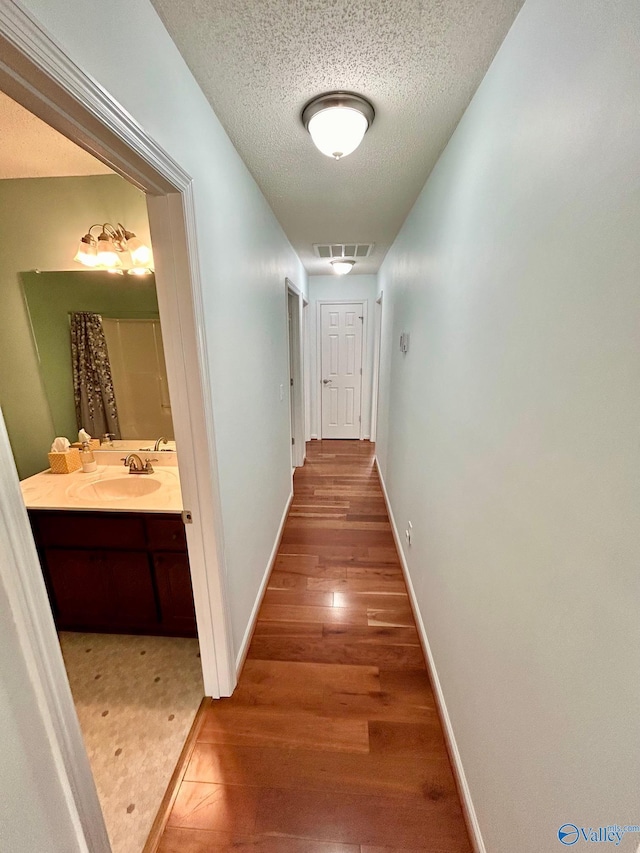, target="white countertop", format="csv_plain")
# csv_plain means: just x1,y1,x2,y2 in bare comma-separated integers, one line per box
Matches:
20,463,183,514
